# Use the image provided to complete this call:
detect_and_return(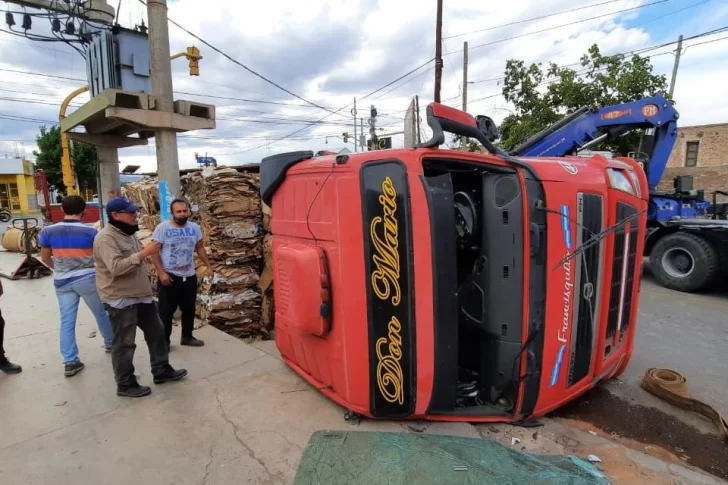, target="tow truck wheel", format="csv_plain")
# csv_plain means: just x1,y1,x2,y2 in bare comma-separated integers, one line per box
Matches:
650,232,719,292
